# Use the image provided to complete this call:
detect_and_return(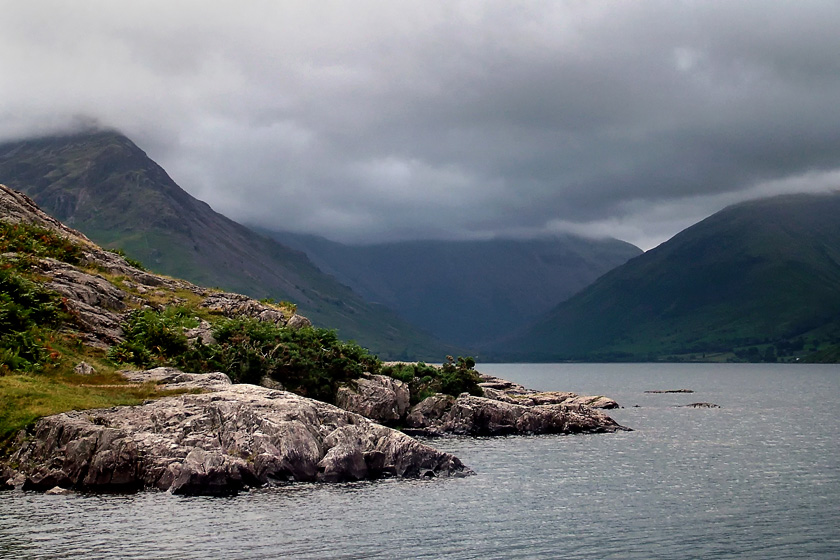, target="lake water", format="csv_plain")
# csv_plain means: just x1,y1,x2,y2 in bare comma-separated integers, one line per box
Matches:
1,363,839,559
